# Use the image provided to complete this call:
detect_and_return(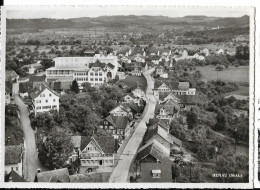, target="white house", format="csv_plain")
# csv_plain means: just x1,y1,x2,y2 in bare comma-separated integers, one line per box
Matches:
132,86,146,101
30,83,60,116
